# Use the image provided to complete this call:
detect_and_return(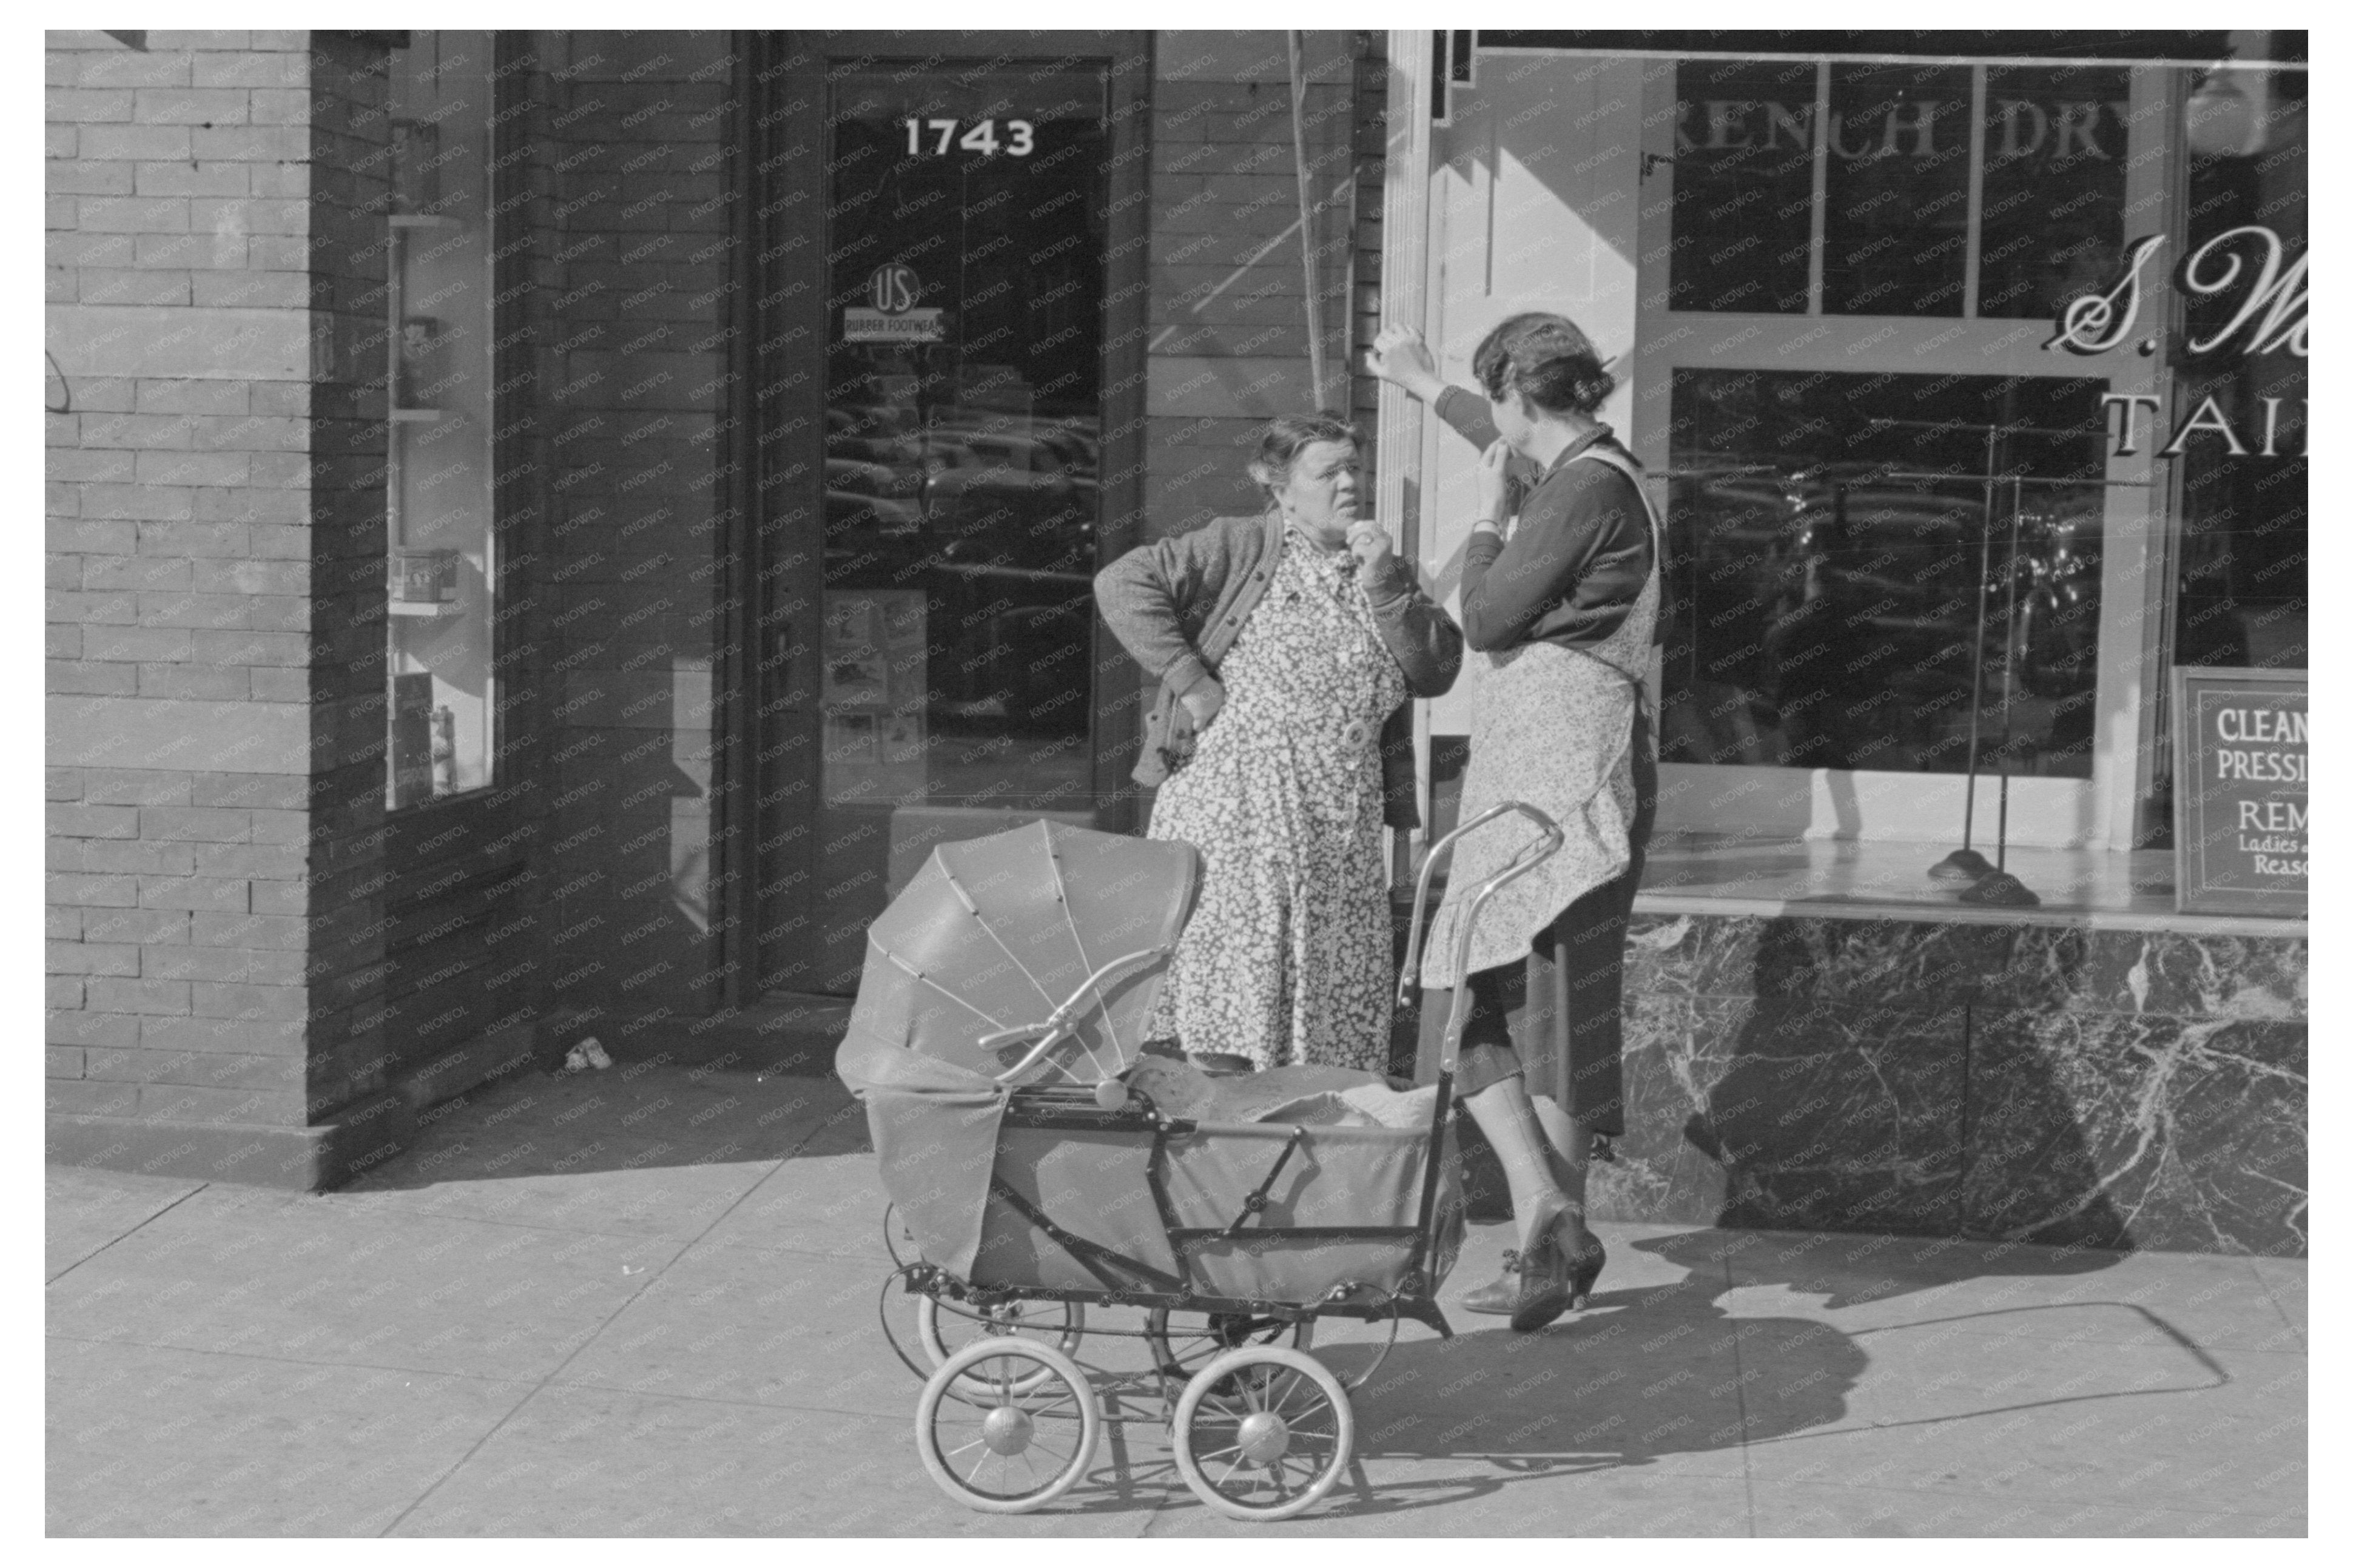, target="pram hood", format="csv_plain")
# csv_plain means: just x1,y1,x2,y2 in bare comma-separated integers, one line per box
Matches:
837,819,1200,1097
836,821,1200,1279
